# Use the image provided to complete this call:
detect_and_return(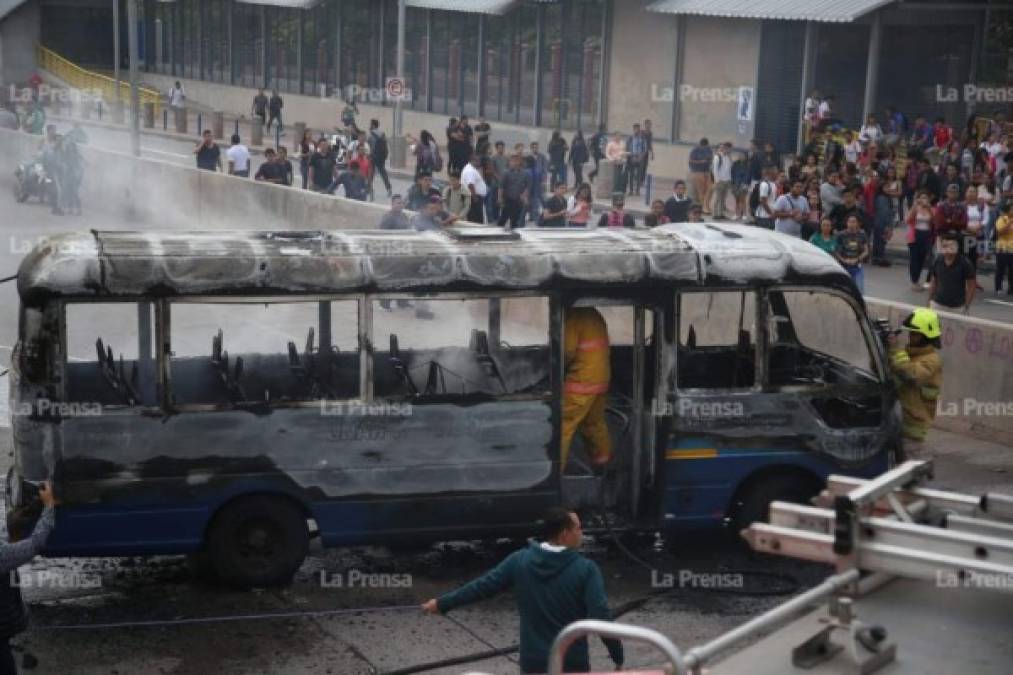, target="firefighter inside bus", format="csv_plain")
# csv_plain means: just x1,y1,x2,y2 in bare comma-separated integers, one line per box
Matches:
560,306,613,472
